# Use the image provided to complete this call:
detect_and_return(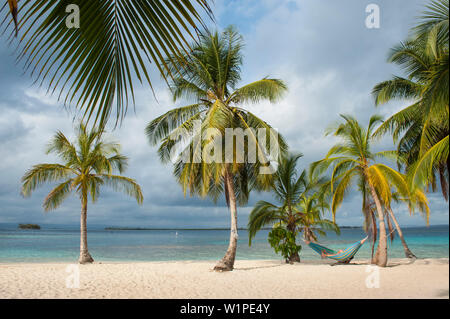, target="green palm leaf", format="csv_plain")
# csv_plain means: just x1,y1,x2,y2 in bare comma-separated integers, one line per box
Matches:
409,135,449,188
21,164,75,197
228,78,288,104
